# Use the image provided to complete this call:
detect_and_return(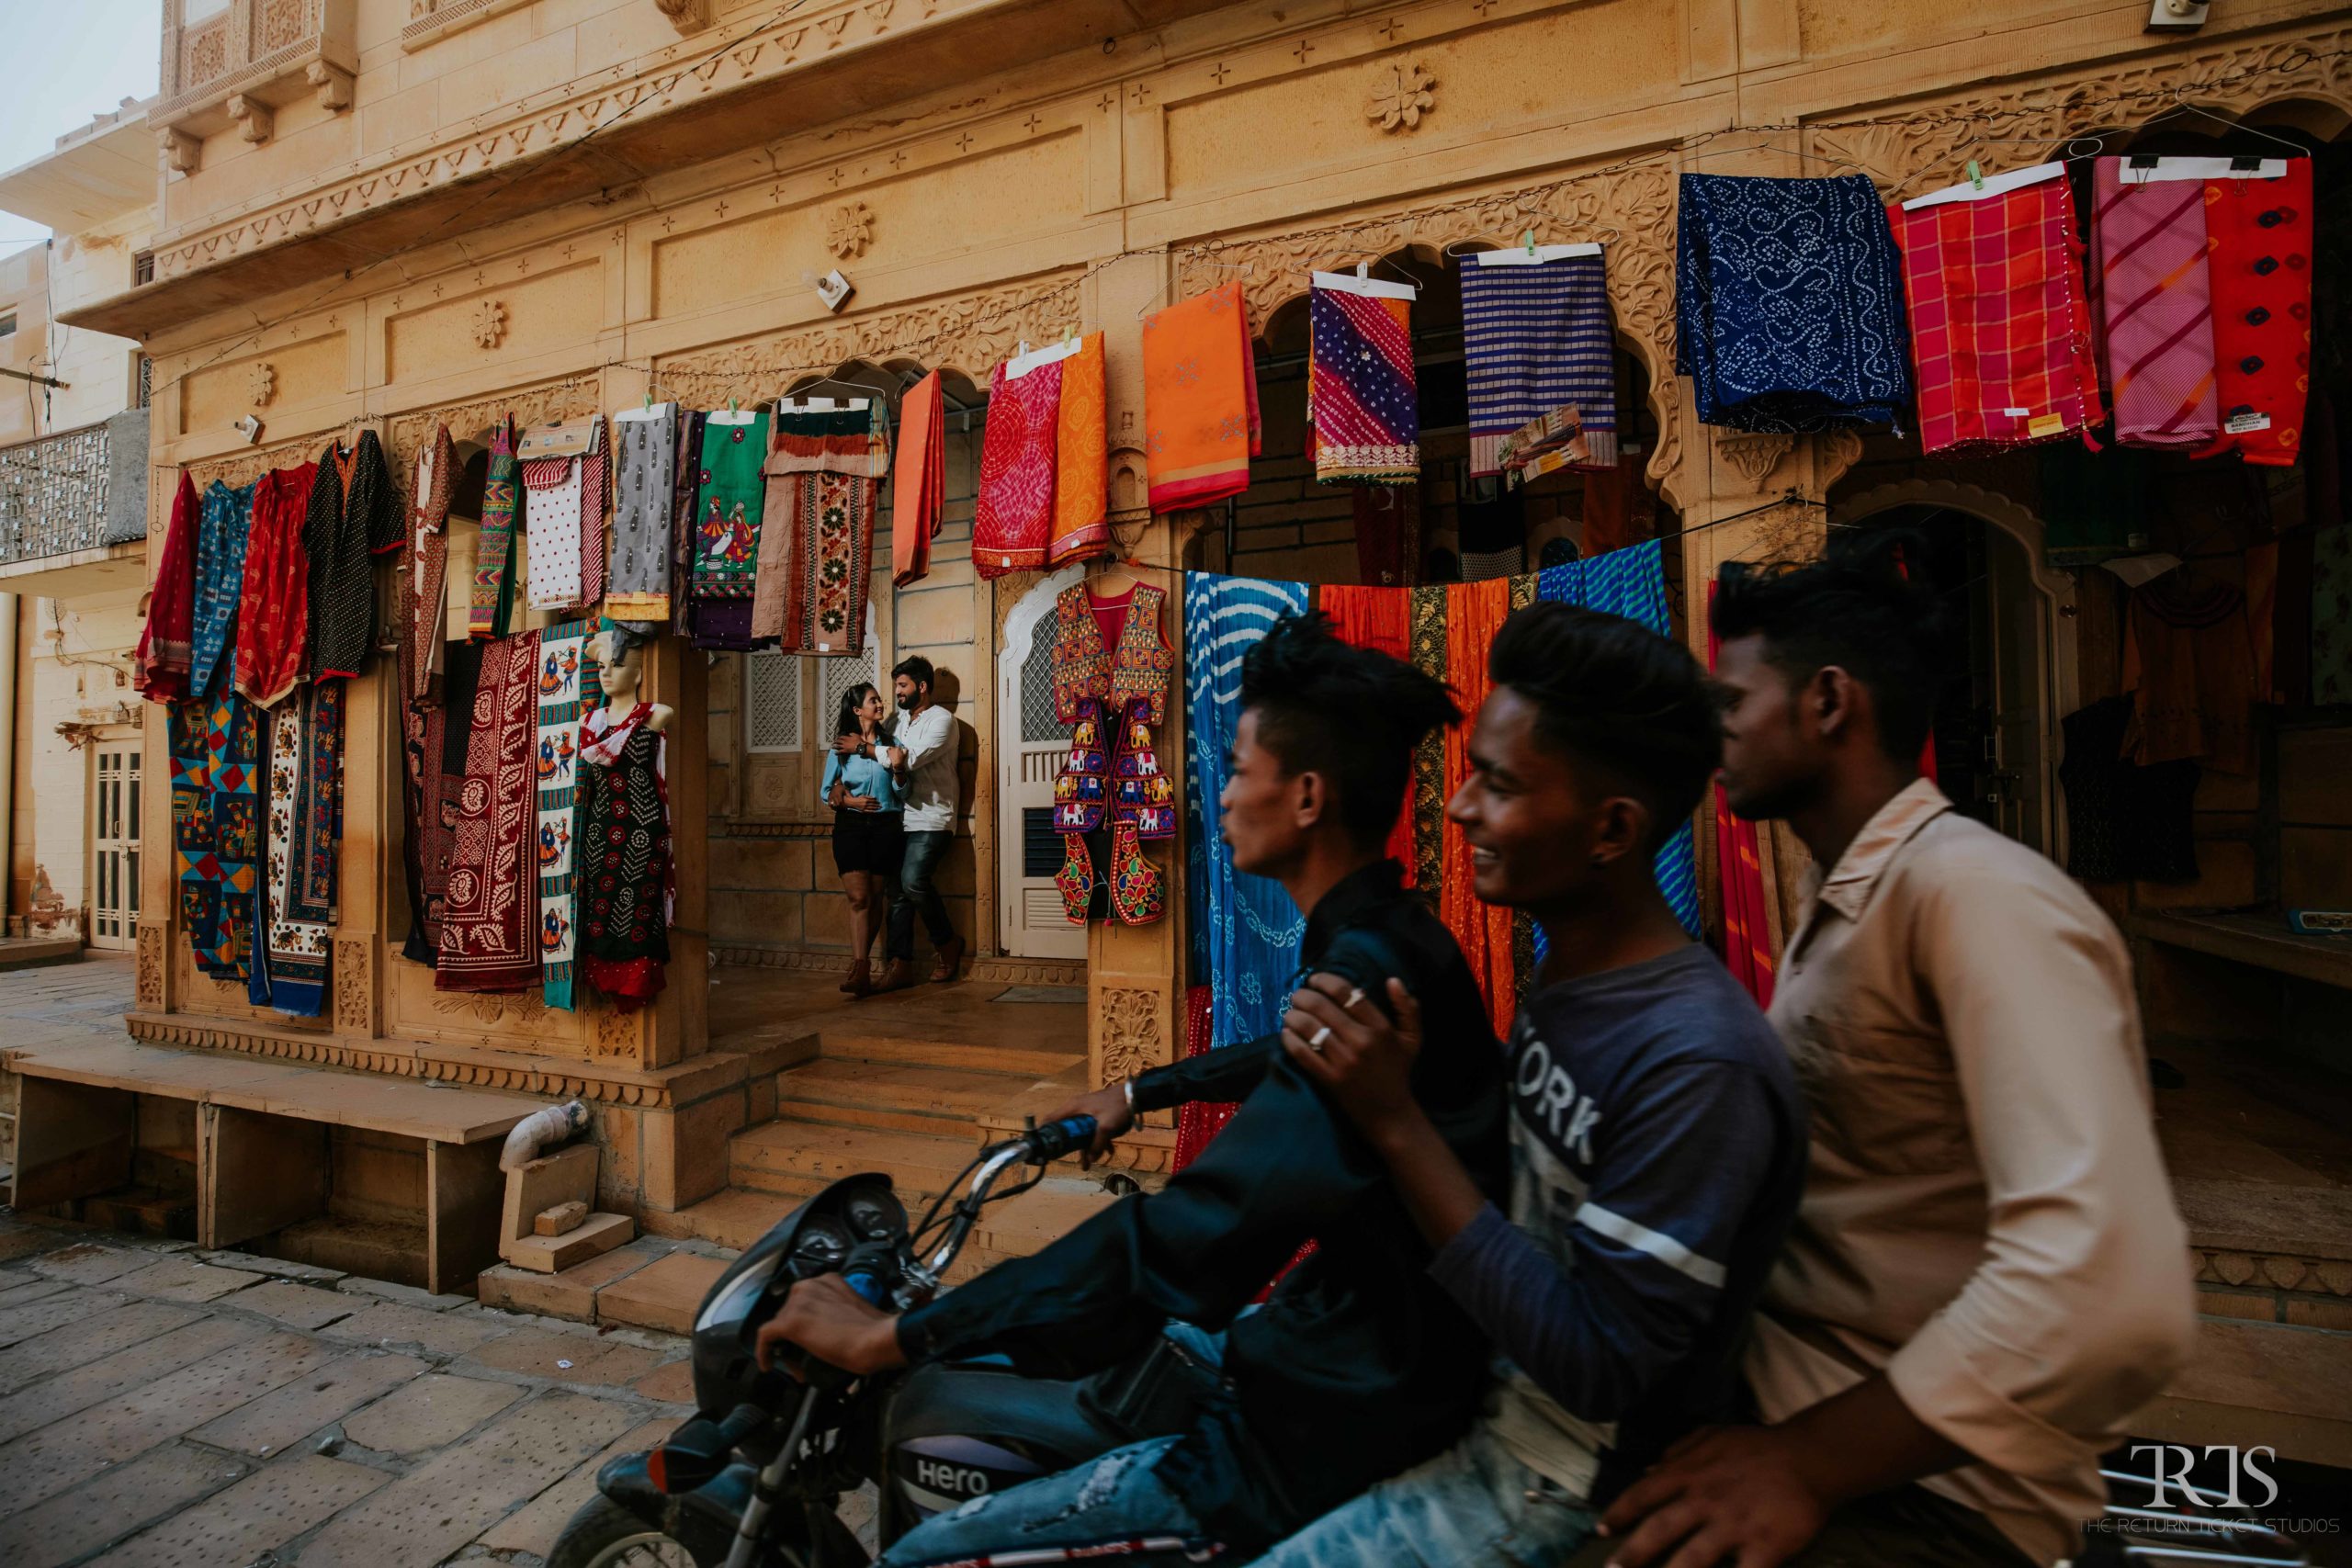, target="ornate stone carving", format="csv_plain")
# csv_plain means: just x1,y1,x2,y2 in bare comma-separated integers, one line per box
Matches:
159,127,201,176
655,0,714,33
227,95,275,146
334,938,372,1035
472,299,508,349
387,372,597,477
1098,987,1168,1082
187,430,332,491
1365,62,1436,133
1716,432,1793,491
826,201,875,260
136,924,166,1010
247,362,277,408
307,60,355,113
592,1002,640,1058
431,988,550,1025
